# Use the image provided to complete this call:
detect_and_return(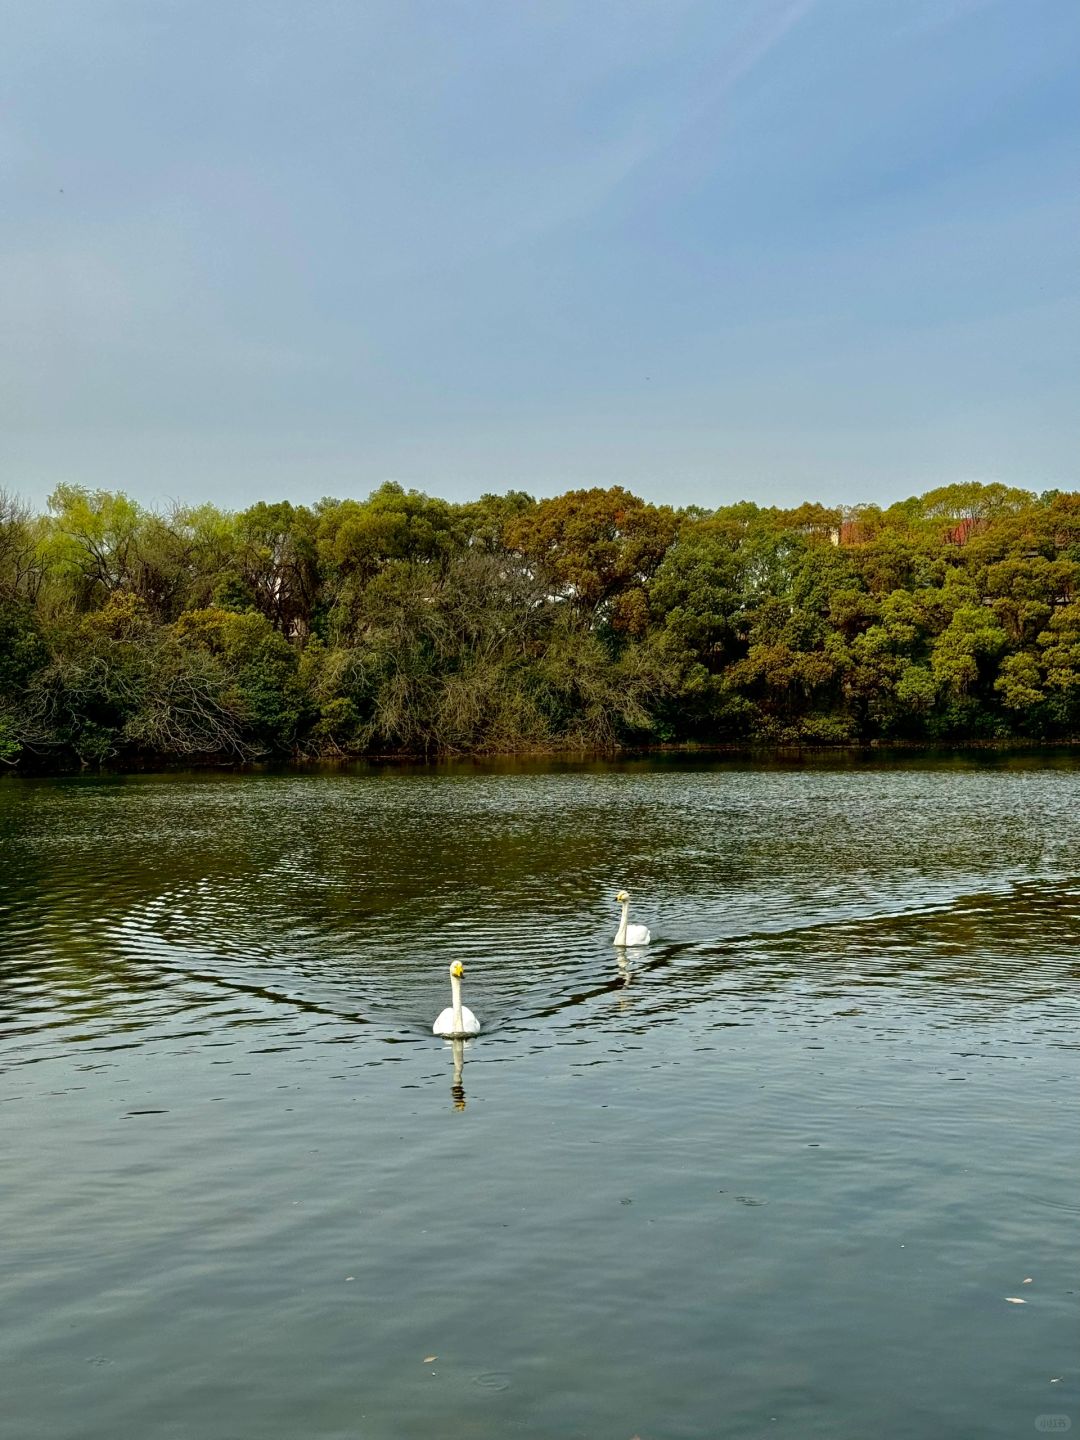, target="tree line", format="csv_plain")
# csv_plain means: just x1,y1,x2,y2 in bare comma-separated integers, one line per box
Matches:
1,479,1078,768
